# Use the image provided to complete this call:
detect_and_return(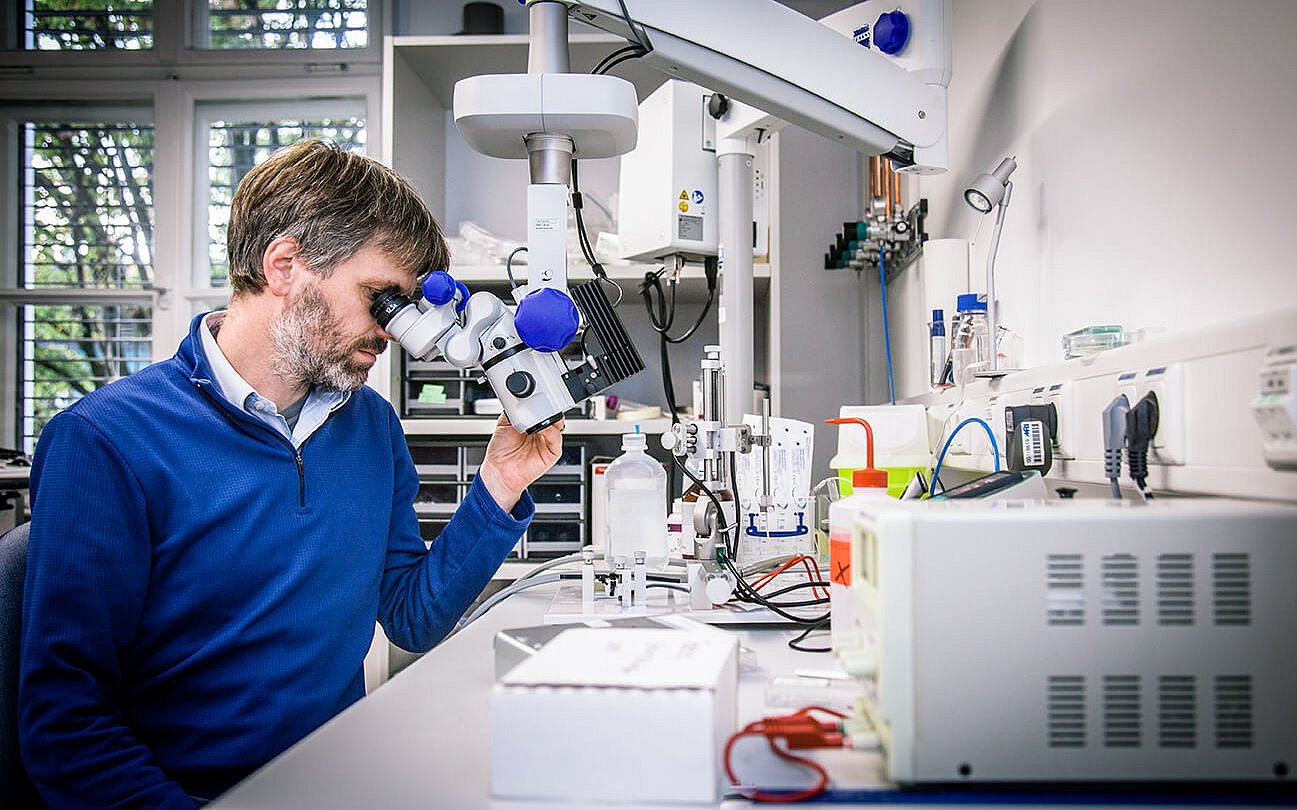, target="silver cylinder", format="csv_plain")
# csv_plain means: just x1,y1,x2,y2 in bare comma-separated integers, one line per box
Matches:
718,153,755,423
525,133,573,185
527,1,570,74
